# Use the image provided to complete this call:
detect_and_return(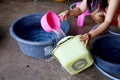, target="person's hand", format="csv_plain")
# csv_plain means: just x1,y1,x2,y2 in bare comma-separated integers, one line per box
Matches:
58,10,70,21
80,33,91,47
